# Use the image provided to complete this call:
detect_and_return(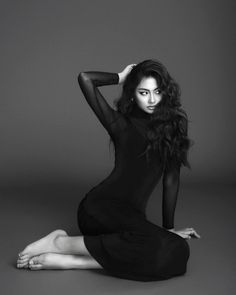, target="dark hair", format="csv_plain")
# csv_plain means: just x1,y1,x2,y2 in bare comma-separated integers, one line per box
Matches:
111,59,194,170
